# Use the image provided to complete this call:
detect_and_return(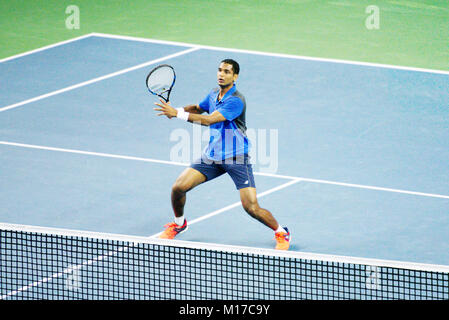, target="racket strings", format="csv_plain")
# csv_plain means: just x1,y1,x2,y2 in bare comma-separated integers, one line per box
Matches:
146,66,175,95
